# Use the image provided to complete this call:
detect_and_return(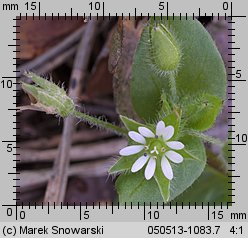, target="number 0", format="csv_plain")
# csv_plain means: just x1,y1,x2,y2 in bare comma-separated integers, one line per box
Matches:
7,208,13,216
223,2,229,10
